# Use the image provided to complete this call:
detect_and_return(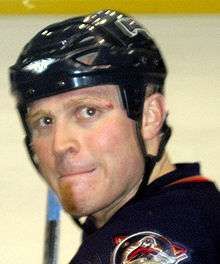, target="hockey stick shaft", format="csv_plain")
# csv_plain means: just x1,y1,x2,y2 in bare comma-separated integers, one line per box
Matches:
43,189,61,264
